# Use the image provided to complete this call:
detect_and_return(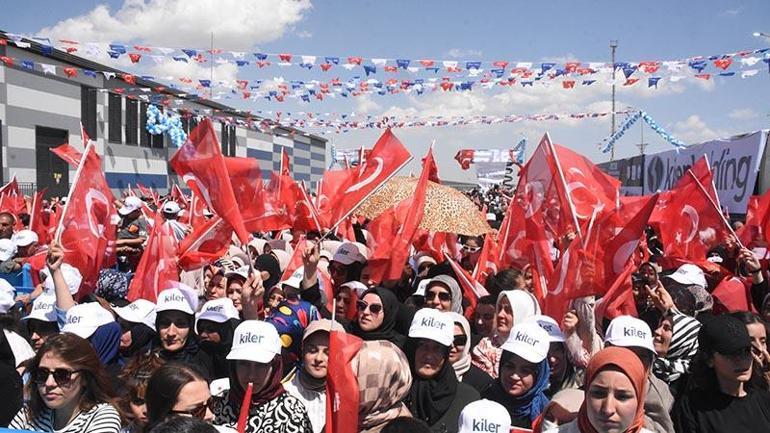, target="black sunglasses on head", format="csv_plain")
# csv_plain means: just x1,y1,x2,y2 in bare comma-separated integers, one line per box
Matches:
32,367,81,387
